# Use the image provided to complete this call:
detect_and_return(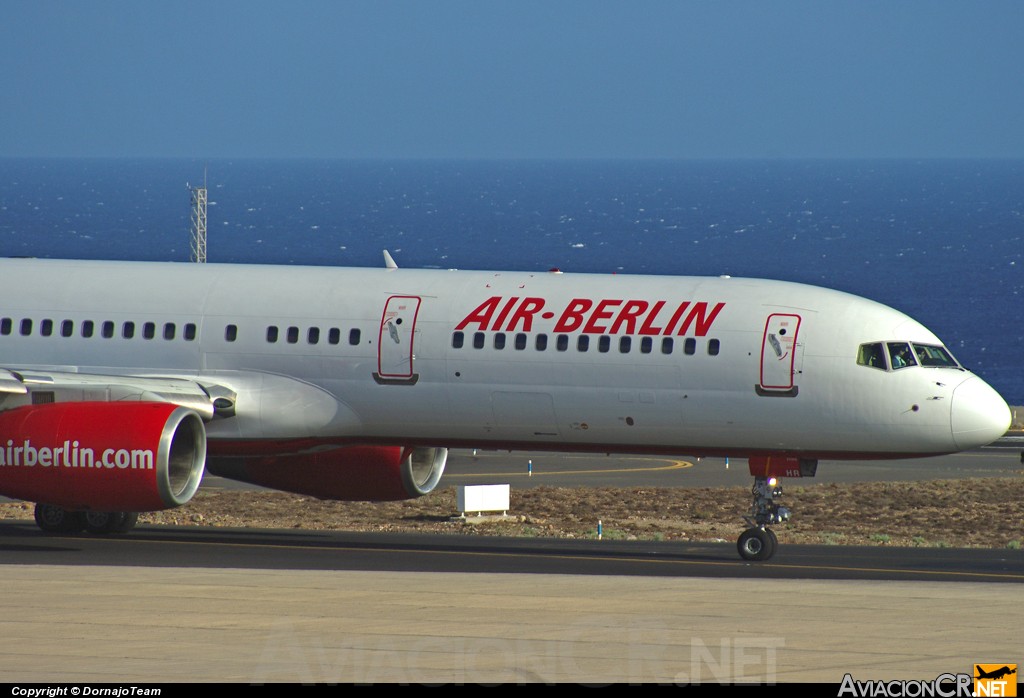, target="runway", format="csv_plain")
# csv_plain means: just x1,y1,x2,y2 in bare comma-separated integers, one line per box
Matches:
1,521,1021,583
